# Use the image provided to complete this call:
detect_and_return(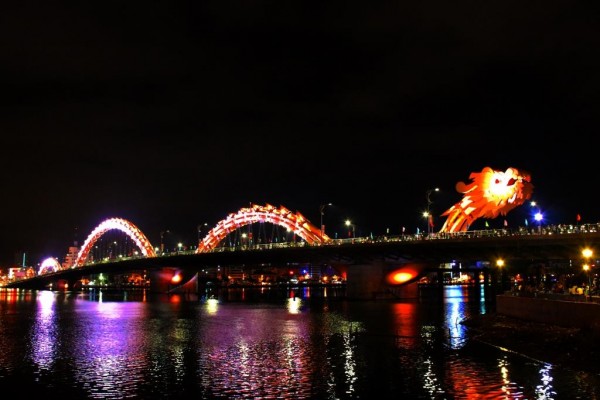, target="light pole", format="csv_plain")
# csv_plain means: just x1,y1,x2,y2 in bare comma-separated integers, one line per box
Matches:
160,230,170,254
197,223,208,245
426,188,439,235
534,211,543,233
319,203,332,237
345,219,355,238
582,247,593,297
496,258,505,292
531,201,544,233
